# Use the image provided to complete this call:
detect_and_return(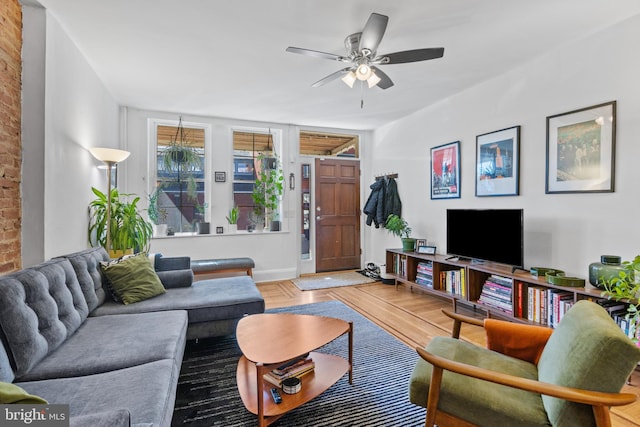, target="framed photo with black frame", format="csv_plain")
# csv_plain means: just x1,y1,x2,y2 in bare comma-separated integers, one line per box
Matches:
214,171,226,183
546,101,616,194
475,126,520,197
430,141,461,199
